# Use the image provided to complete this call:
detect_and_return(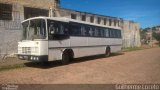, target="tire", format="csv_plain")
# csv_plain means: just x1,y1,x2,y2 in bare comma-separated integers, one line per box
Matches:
62,51,70,65
105,47,111,57
69,51,74,61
